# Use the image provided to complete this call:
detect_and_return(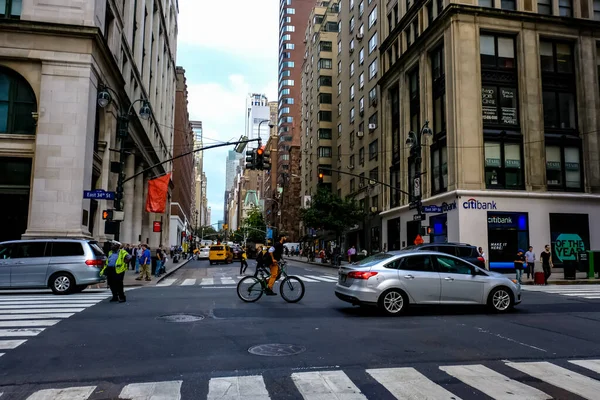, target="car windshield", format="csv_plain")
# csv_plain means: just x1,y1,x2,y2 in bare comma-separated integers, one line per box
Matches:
211,246,224,251
354,252,394,267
